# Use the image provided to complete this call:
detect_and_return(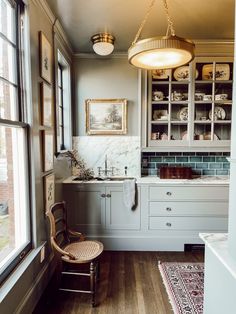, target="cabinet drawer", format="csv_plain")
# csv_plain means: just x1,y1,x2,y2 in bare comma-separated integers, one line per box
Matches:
149,217,228,230
149,201,228,216
149,186,229,201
